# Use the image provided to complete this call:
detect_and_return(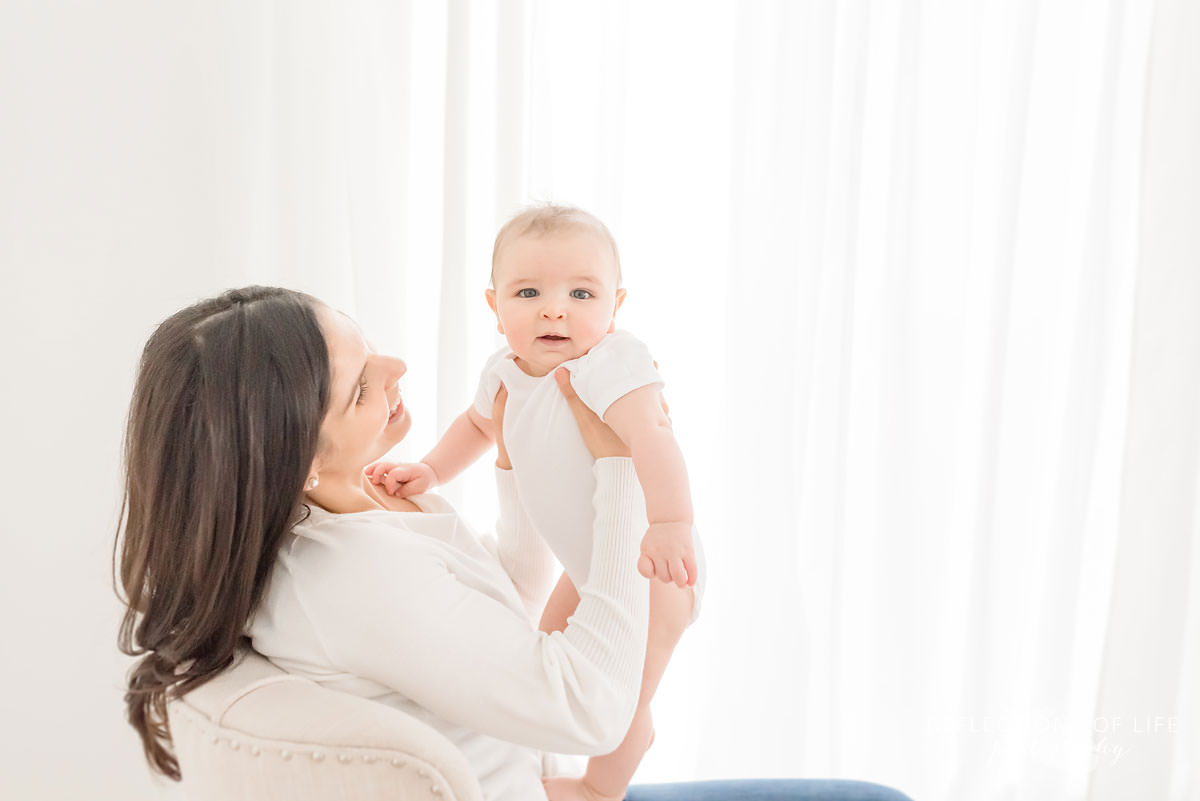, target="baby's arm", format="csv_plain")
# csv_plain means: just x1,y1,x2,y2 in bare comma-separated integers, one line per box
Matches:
601,383,697,587
369,406,494,497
